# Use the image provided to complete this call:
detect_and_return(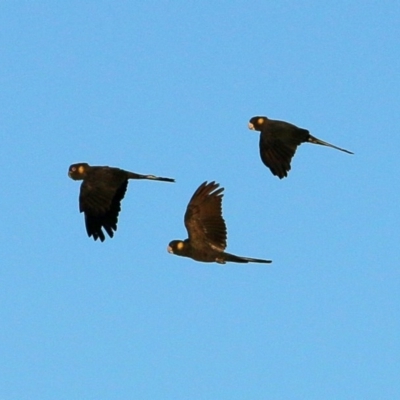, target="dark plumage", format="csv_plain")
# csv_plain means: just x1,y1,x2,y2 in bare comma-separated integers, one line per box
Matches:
248,116,353,179
167,181,272,264
68,163,174,241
